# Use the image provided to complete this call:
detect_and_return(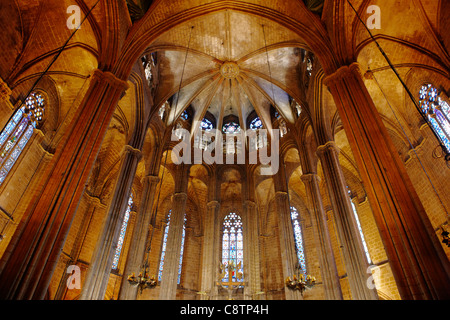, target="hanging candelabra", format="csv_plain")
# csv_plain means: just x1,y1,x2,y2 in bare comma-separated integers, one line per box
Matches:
285,263,316,295
127,261,157,293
